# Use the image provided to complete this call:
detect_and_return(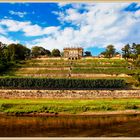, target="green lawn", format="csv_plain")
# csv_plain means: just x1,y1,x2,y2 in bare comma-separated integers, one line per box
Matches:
0,98,140,115
72,67,140,74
